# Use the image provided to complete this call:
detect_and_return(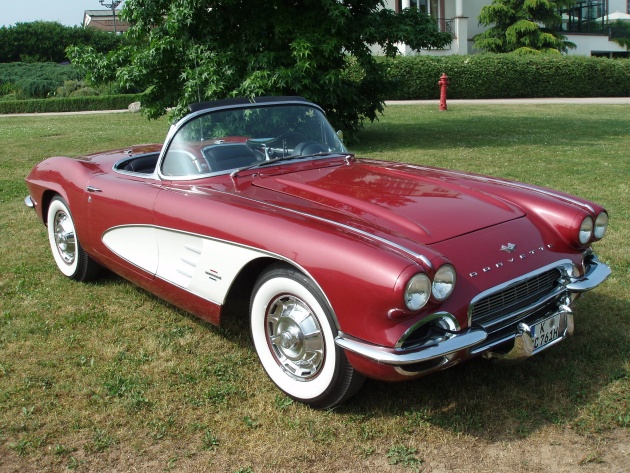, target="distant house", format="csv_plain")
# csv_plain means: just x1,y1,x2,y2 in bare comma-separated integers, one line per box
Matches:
380,0,629,58
83,9,130,33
